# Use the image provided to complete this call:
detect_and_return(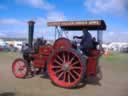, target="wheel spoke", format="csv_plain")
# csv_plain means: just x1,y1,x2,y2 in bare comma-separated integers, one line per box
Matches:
54,60,62,66
72,70,80,77
69,71,76,80
57,55,63,62
63,52,66,63
58,71,64,79
20,65,26,69
67,52,70,61
71,61,79,66
63,72,66,81
70,66,81,70
67,73,71,82
69,57,75,63
18,61,23,66
17,62,22,68
55,69,63,74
